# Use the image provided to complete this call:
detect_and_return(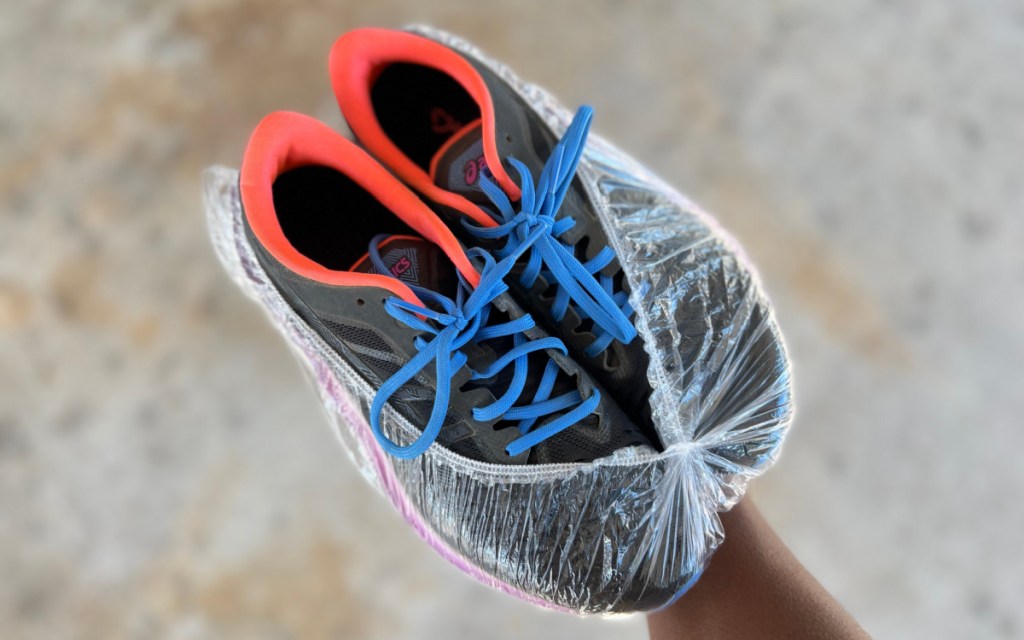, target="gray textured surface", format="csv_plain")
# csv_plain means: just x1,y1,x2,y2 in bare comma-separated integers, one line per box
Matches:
2,1,1022,638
